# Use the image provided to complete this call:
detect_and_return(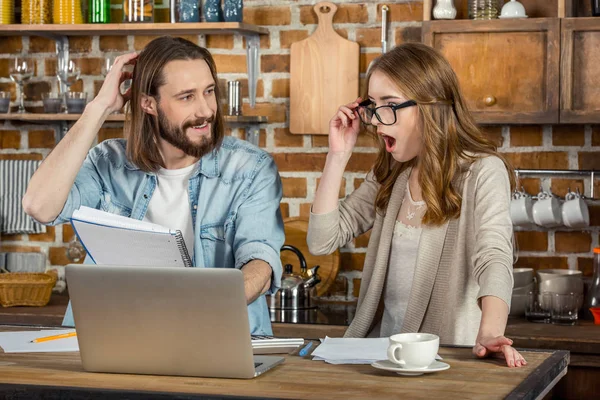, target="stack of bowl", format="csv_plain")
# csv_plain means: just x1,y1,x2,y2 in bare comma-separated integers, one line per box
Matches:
510,268,534,316
537,269,584,310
